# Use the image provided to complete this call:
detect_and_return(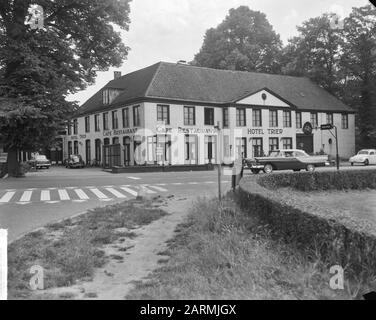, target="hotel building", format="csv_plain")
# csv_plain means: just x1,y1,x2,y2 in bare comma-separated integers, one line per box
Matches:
65,62,355,168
